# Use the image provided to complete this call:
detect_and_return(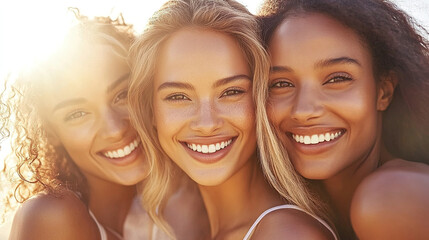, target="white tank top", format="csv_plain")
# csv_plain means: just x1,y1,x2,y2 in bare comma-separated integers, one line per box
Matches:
88,209,109,240
88,196,170,240
242,204,338,240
